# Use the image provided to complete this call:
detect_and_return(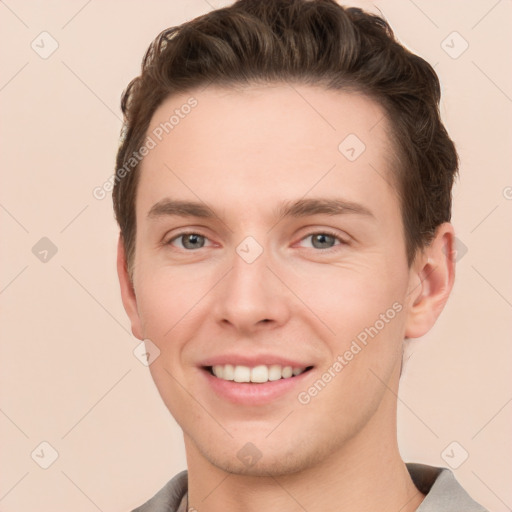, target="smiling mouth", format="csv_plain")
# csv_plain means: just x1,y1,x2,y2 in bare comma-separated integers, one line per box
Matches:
203,364,314,384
